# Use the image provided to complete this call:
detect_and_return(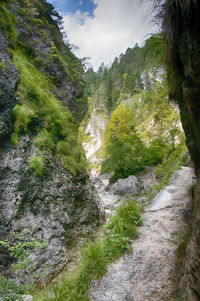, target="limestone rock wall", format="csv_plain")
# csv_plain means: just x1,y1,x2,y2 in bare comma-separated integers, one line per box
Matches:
0,0,99,284
163,0,200,298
